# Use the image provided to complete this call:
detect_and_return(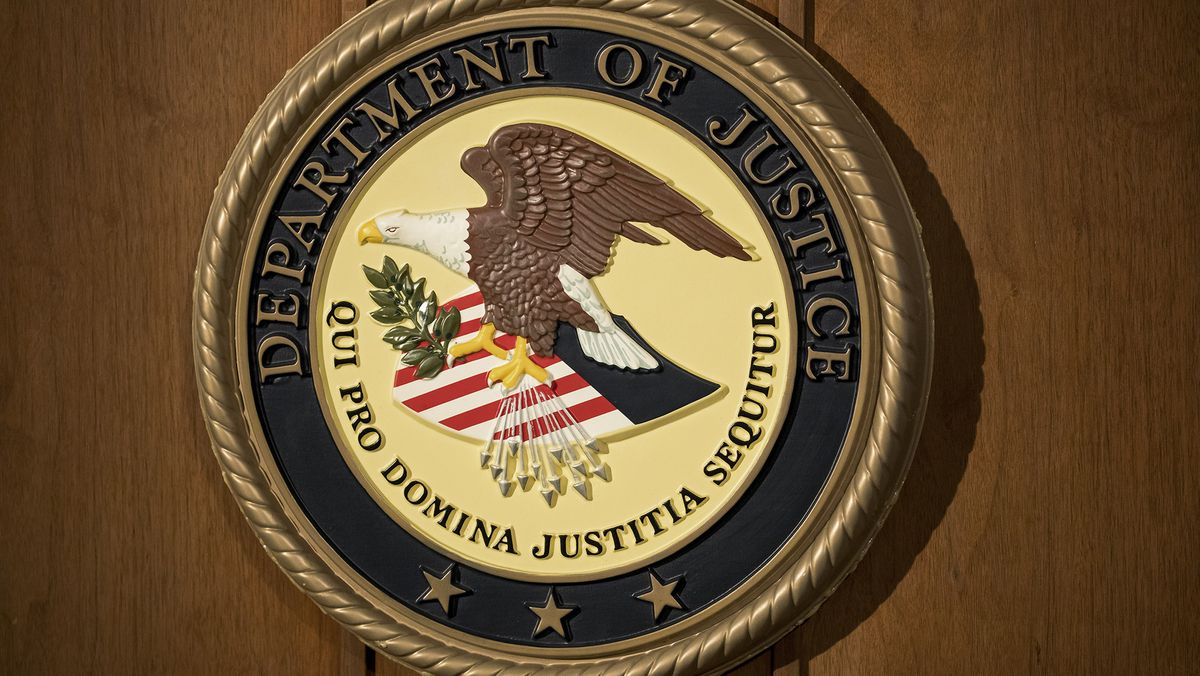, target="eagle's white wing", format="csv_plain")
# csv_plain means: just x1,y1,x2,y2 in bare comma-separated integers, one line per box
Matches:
557,265,659,371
